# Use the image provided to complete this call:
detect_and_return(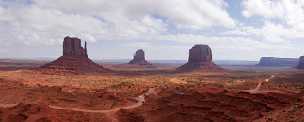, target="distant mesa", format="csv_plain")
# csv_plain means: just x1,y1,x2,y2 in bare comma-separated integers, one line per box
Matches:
297,56,304,69
257,57,298,67
41,36,107,73
177,44,220,71
128,49,151,65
